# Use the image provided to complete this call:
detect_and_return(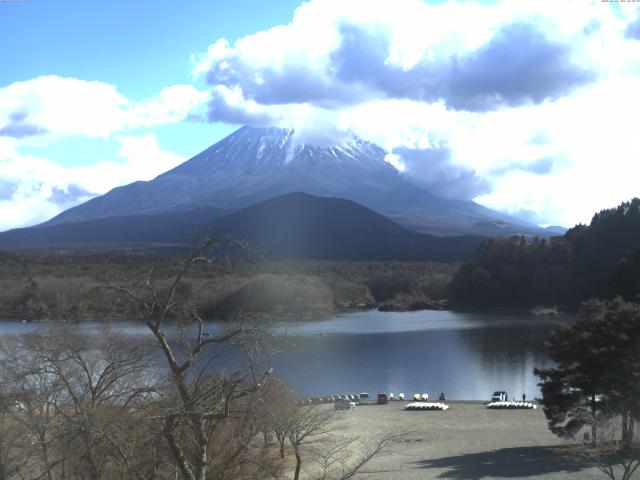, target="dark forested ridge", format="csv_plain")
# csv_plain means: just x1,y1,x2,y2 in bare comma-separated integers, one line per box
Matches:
449,198,640,309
